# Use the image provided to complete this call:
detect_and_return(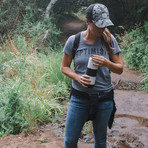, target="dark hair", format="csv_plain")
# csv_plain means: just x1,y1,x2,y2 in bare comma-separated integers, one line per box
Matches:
86,4,114,52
